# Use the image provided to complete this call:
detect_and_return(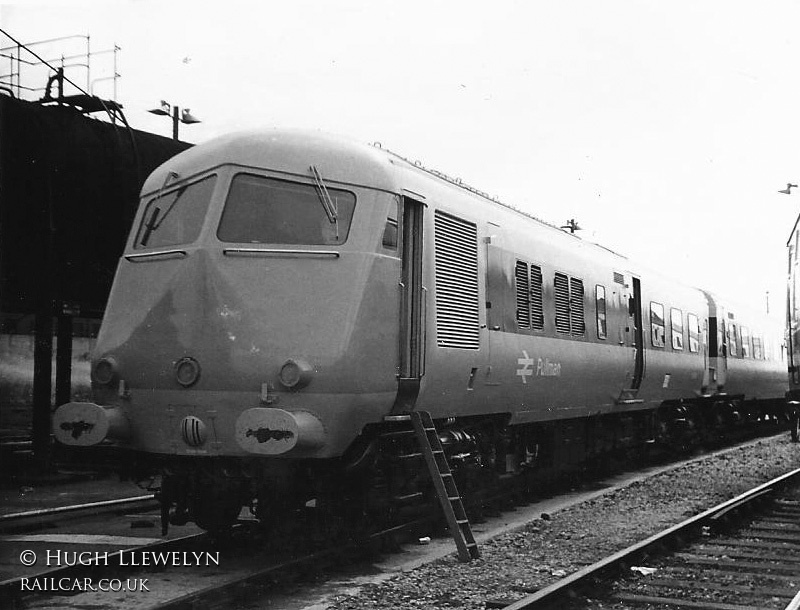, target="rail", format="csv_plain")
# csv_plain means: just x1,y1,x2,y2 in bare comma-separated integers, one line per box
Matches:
501,466,800,609
0,495,157,534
